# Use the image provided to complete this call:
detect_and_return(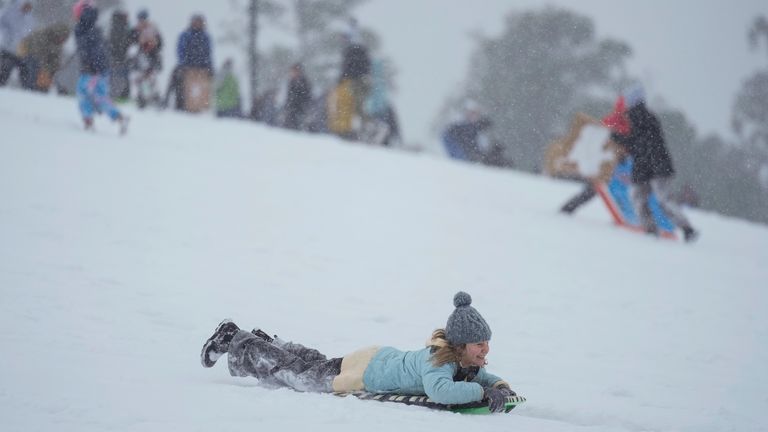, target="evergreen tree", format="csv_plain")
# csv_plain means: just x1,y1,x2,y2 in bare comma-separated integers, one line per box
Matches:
447,7,631,172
